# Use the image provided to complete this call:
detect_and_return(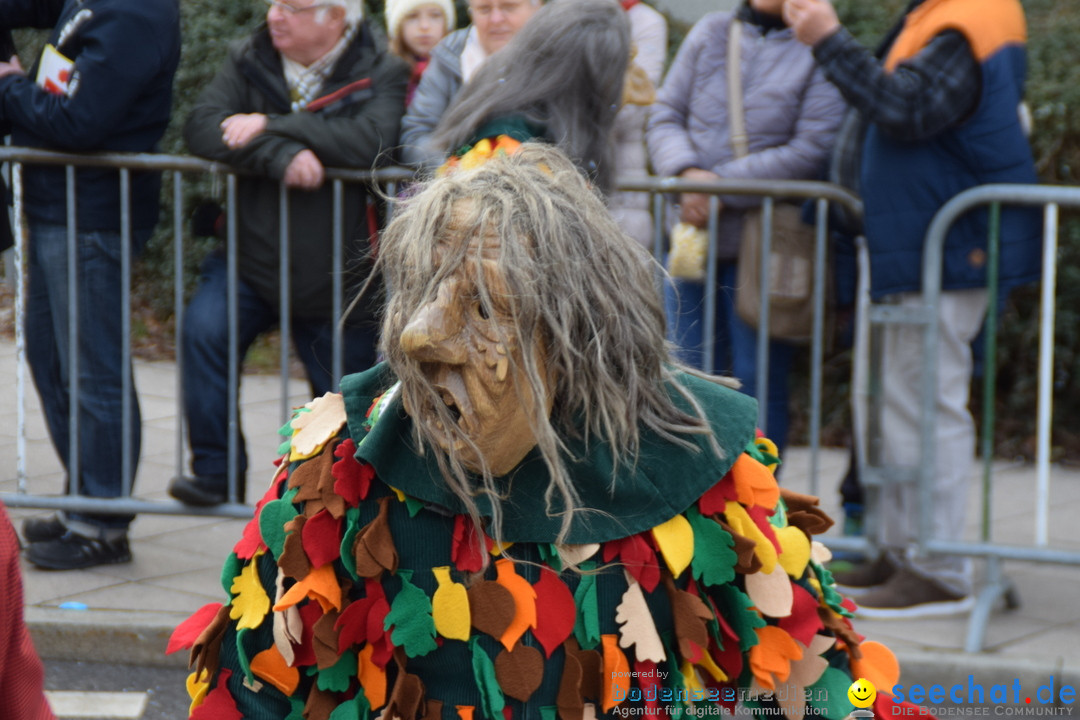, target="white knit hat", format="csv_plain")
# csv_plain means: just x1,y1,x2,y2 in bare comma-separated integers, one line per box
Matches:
385,0,456,44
